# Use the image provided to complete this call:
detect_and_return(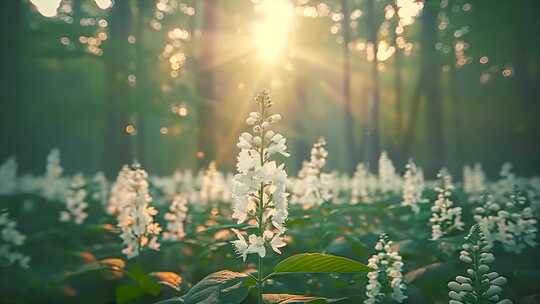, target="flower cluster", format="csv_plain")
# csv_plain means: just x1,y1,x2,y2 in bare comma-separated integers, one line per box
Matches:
474,188,537,254
448,225,512,304
401,159,426,213
378,152,402,194
198,162,231,205
59,174,89,224
116,164,161,258
365,234,407,304
0,212,30,268
351,163,377,204
0,157,17,195
430,169,464,240
463,163,486,202
230,91,289,261
163,194,188,241
291,137,333,206
92,172,109,207
42,149,67,201
491,163,517,200
108,165,134,215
